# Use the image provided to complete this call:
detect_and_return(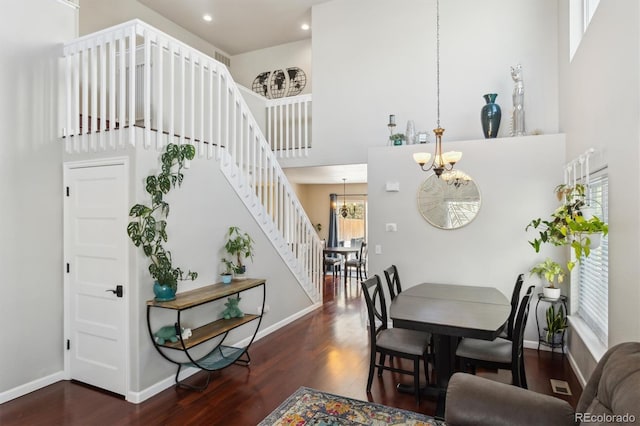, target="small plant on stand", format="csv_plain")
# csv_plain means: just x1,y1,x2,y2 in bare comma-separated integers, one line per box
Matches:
530,258,566,300
222,226,255,280
545,304,568,344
